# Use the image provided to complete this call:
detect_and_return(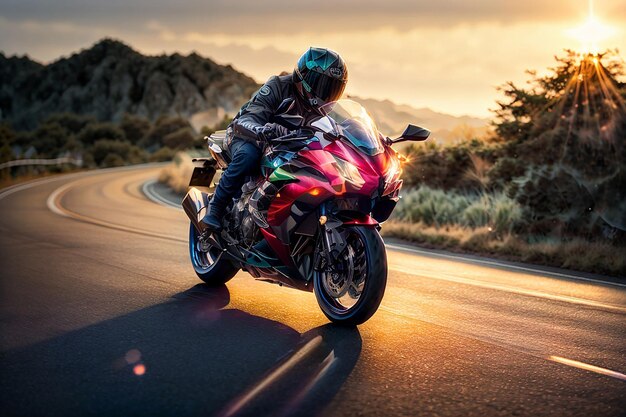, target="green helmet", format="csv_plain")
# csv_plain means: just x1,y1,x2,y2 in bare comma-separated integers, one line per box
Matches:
293,47,348,112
